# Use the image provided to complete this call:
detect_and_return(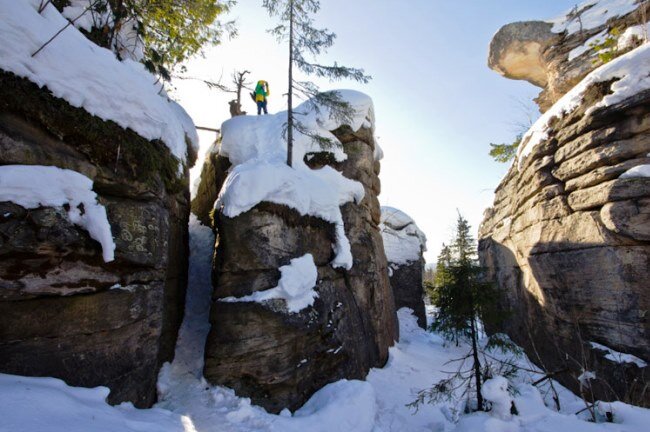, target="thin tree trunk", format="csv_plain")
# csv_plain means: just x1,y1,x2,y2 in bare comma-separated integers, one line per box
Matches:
286,0,294,167
470,315,484,411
